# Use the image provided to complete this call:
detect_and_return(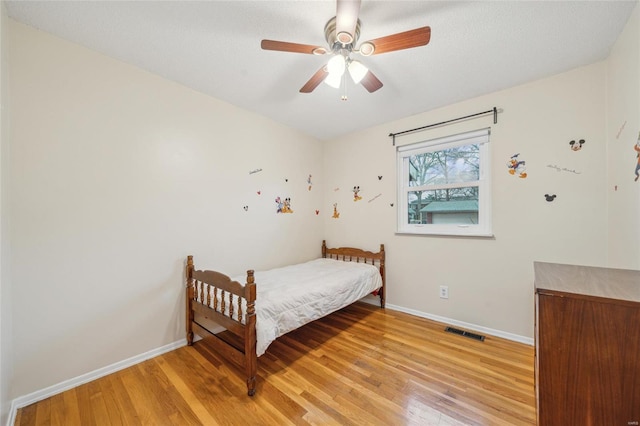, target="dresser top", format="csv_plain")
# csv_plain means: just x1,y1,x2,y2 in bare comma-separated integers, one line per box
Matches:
534,261,640,303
